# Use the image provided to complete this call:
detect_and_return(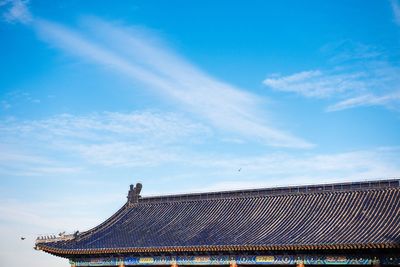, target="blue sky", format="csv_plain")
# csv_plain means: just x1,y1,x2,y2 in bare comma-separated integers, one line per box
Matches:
1,0,400,266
